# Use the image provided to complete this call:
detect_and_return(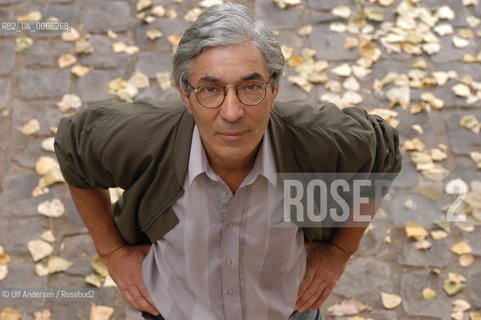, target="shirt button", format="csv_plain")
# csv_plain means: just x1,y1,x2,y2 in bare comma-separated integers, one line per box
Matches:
225,258,232,265
226,223,233,228
223,191,229,197
227,289,234,295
